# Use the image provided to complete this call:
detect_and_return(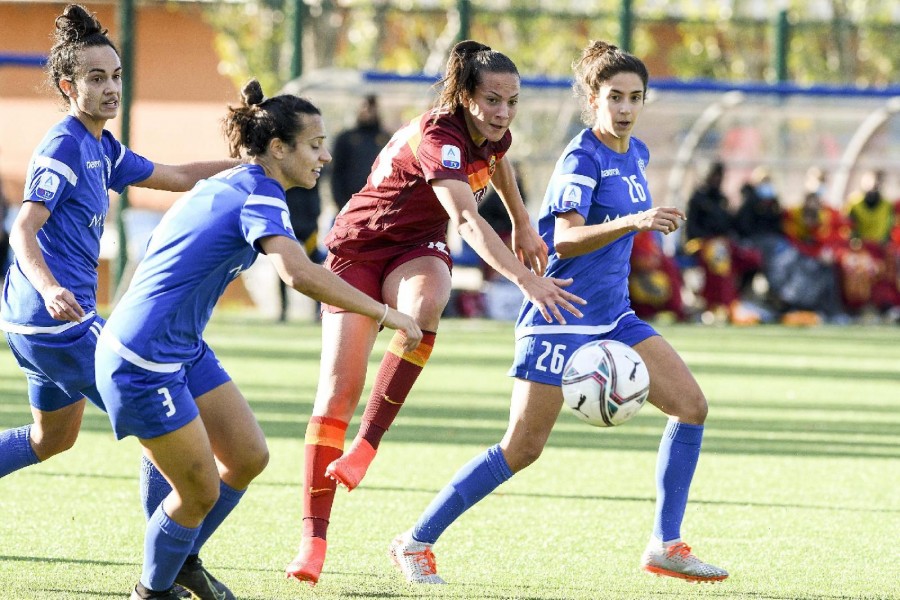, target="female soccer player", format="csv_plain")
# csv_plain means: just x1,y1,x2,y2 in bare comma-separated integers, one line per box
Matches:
389,40,729,585
285,40,585,585
0,4,235,490
95,79,422,600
